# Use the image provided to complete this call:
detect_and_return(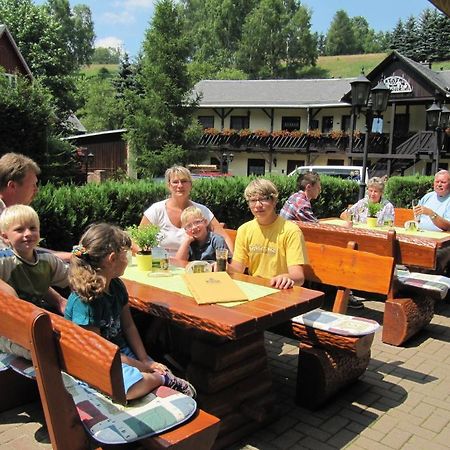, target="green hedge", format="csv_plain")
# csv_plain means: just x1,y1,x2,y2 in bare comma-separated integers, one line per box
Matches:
31,175,434,250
